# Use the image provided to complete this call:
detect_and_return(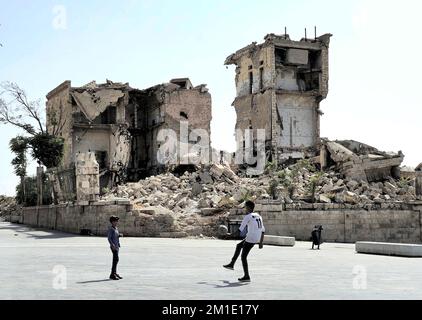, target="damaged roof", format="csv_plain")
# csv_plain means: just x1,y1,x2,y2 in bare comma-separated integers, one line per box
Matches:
130,78,209,95
69,80,131,122
225,33,332,65
47,78,210,122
